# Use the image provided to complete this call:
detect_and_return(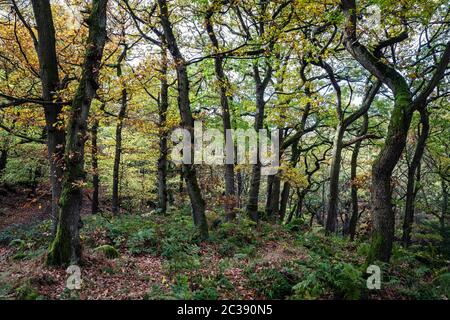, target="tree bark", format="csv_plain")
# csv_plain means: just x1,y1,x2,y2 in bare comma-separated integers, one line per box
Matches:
157,44,169,215
266,128,284,221
111,45,128,215
266,175,281,221
441,178,448,230
205,7,236,220
246,64,271,222
112,88,127,215
279,62,312,220
279,181,290,222
265,174,274,216
91,119,99,214
0,148,7,178
326,125,344,233
349,113,369,241
31,0,65,233
47,0,107,266
402,109,429,246
158,0,208,239
320,56,381,234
